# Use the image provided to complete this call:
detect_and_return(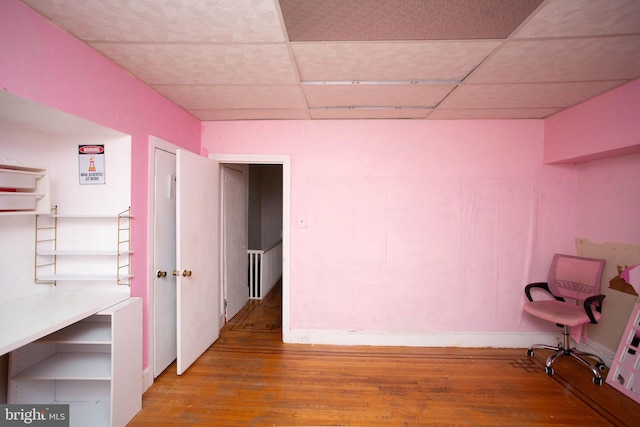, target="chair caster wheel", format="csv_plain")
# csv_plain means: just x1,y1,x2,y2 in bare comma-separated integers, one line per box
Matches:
593,376,603,386
526,349,534,357
596,362,607,372
544,366,554,376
